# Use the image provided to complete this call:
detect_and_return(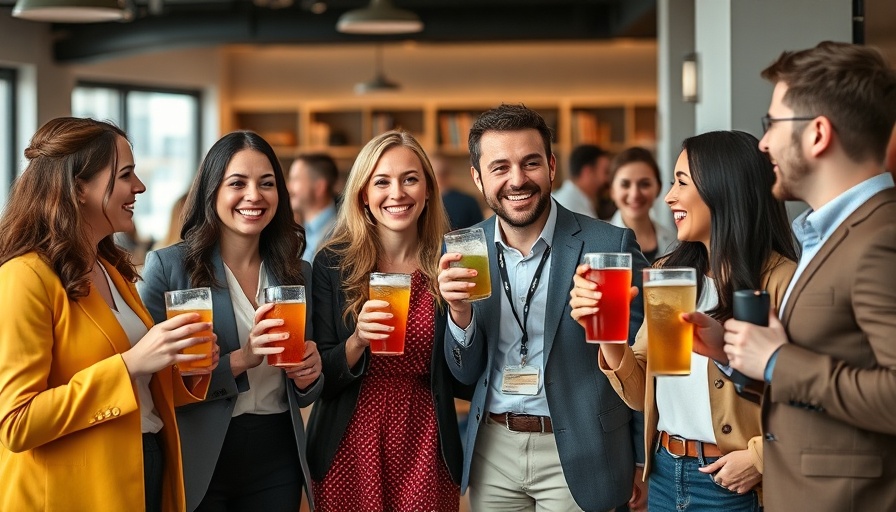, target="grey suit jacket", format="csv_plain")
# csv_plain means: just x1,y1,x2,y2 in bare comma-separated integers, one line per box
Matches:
761,187,896,511
445,204,648,512
139,243,322,512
